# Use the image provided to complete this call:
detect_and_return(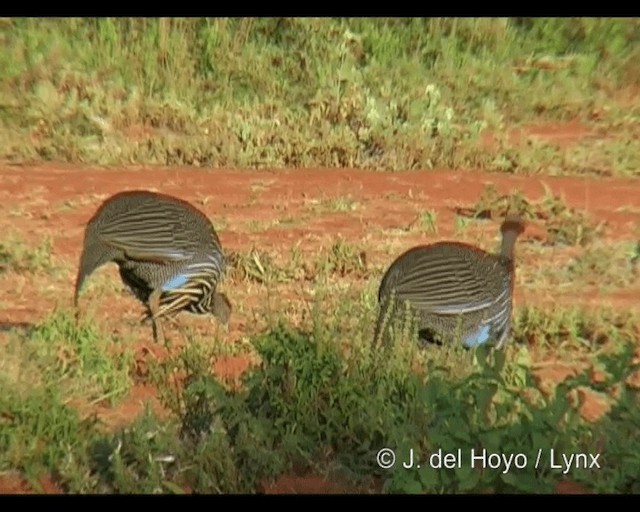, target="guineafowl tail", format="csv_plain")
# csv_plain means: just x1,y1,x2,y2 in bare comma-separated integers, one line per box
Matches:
153,262,225,319
500,214,525,261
